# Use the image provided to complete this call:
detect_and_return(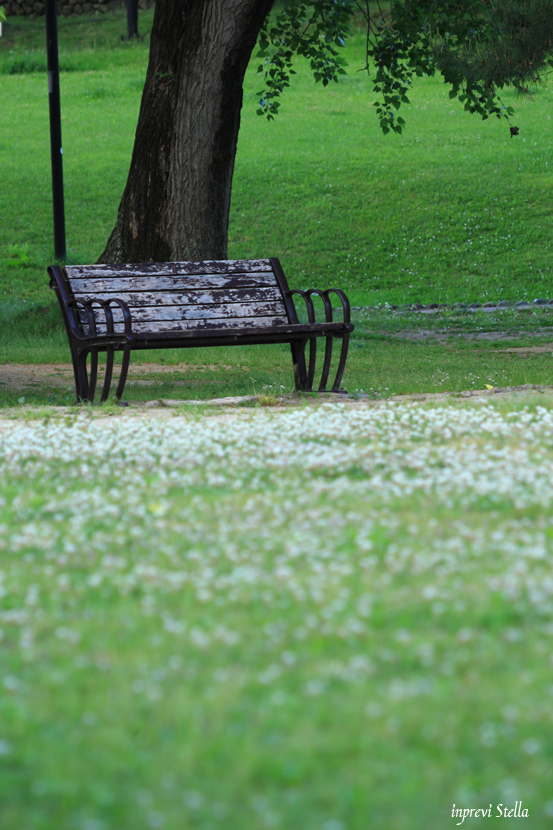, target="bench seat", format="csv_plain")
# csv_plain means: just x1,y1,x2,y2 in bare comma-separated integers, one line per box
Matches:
49,257,354,403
